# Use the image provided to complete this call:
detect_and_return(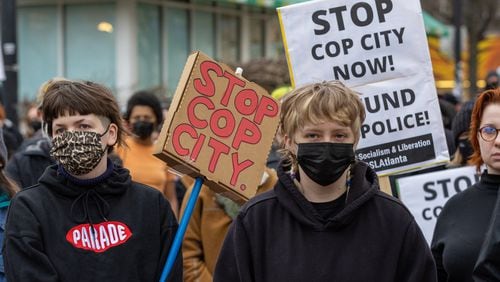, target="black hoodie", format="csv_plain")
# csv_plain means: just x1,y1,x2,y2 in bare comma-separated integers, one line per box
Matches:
5,136,55,188
3,163,182,281
214,162,436,282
